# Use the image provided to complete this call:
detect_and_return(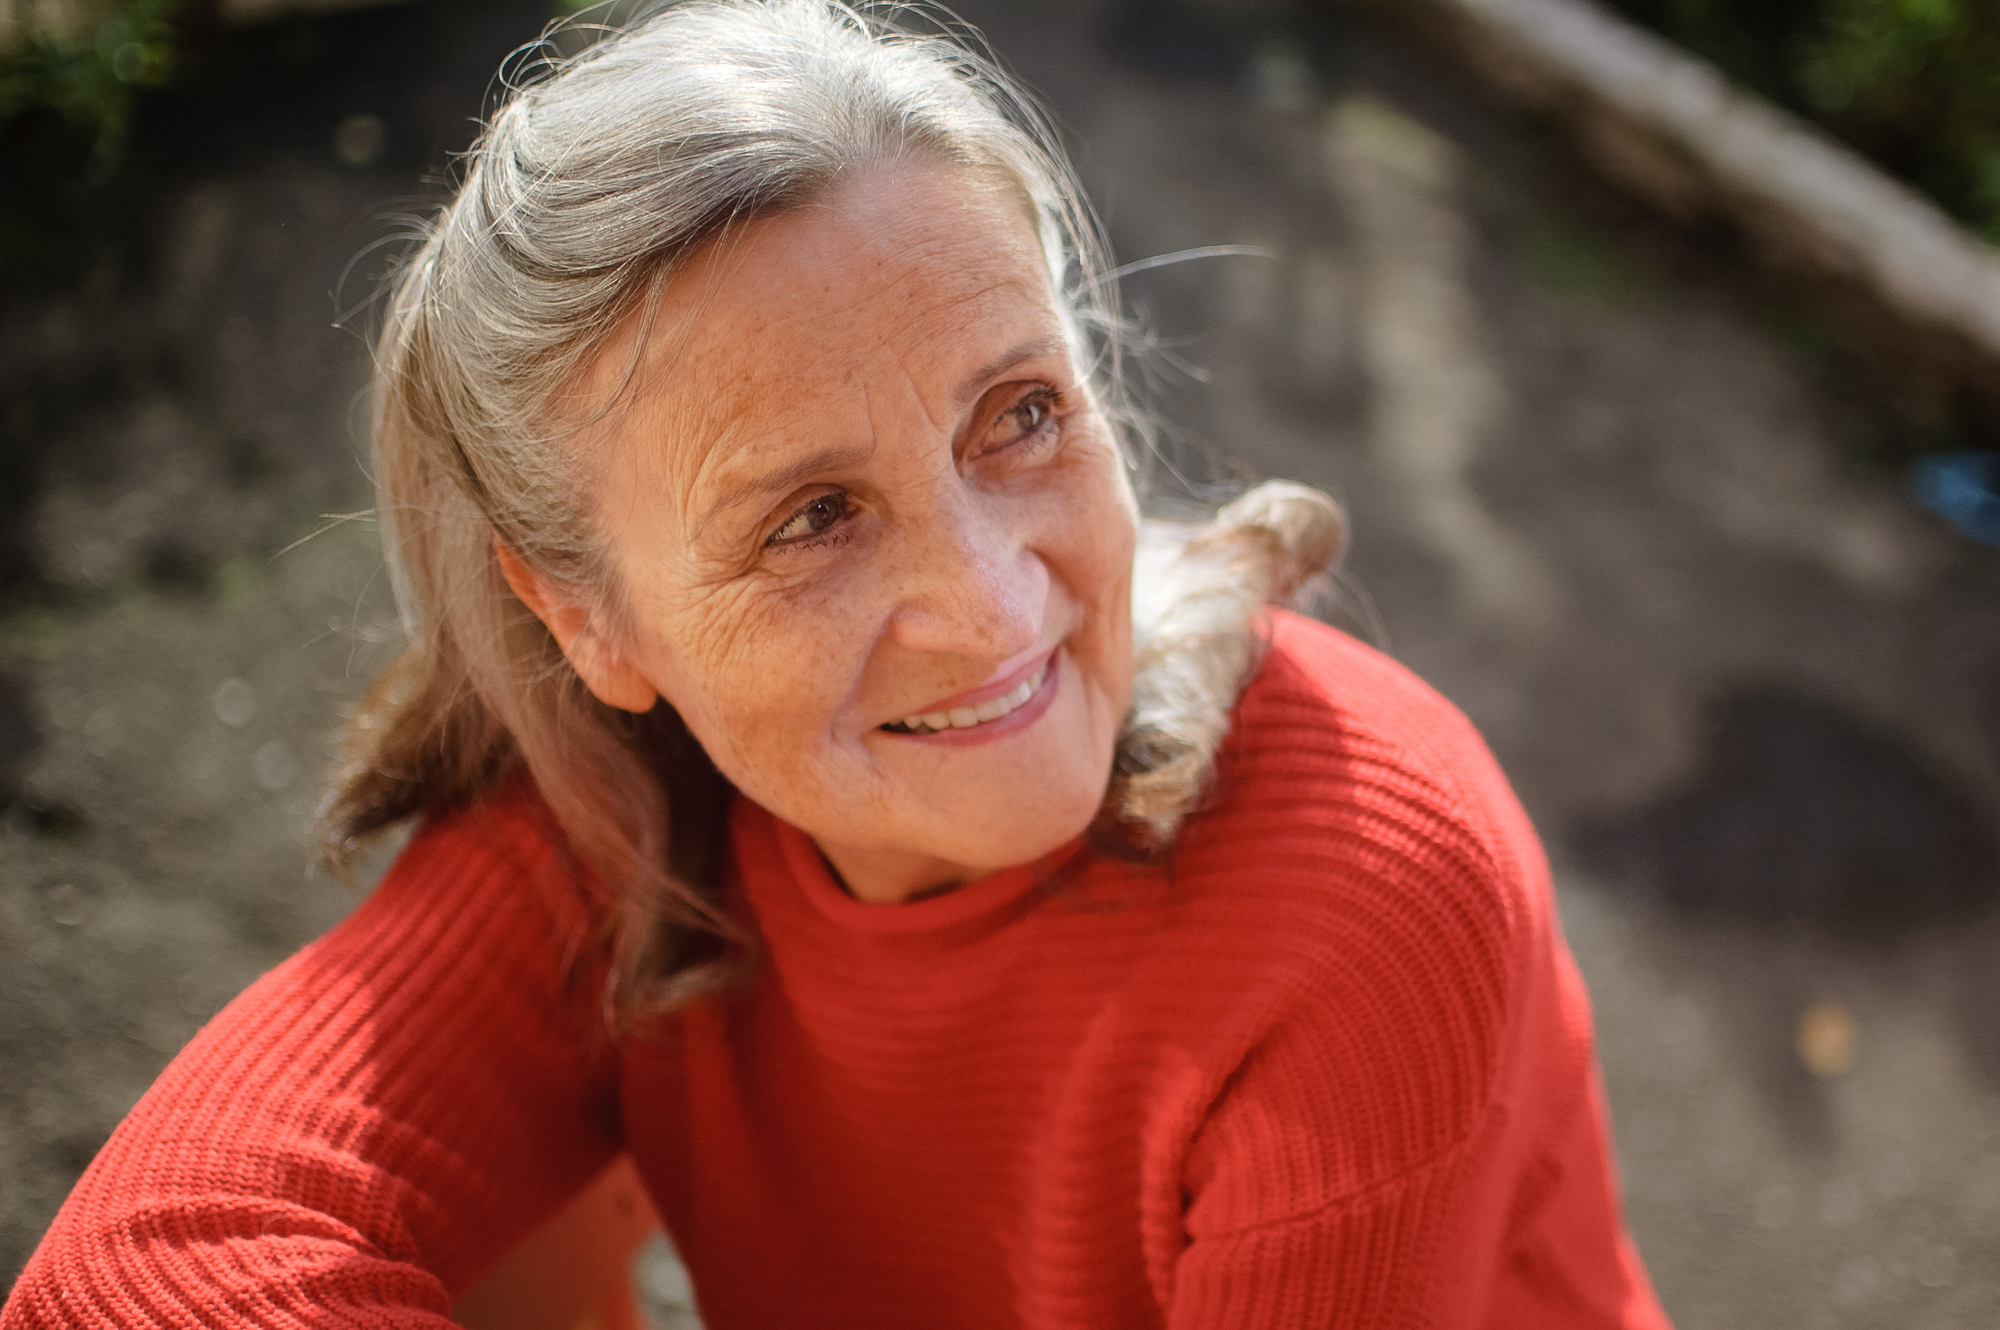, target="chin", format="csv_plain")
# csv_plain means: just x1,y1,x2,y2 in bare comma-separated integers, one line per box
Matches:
912,758,1112,873
952,801,1102,874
